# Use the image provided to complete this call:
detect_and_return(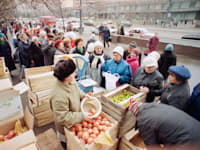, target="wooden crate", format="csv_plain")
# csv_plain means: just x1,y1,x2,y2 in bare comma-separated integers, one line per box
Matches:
25,66,54,85
27,71,56,93
101,84,146,138
0,68,11,81
65,112,119,150
119,129,146,150
28,89,52,106
0,57,6,76
28,99,54,127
